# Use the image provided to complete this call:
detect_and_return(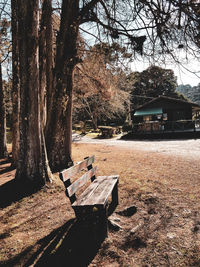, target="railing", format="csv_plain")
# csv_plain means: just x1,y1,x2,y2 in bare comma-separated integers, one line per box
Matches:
132,120,200,133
